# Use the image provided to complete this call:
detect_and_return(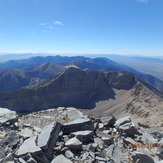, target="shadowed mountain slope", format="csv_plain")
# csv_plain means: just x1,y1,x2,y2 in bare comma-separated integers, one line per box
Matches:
72,57,163,93
0,67,162,127
0,69,31,92
0,62,65,92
